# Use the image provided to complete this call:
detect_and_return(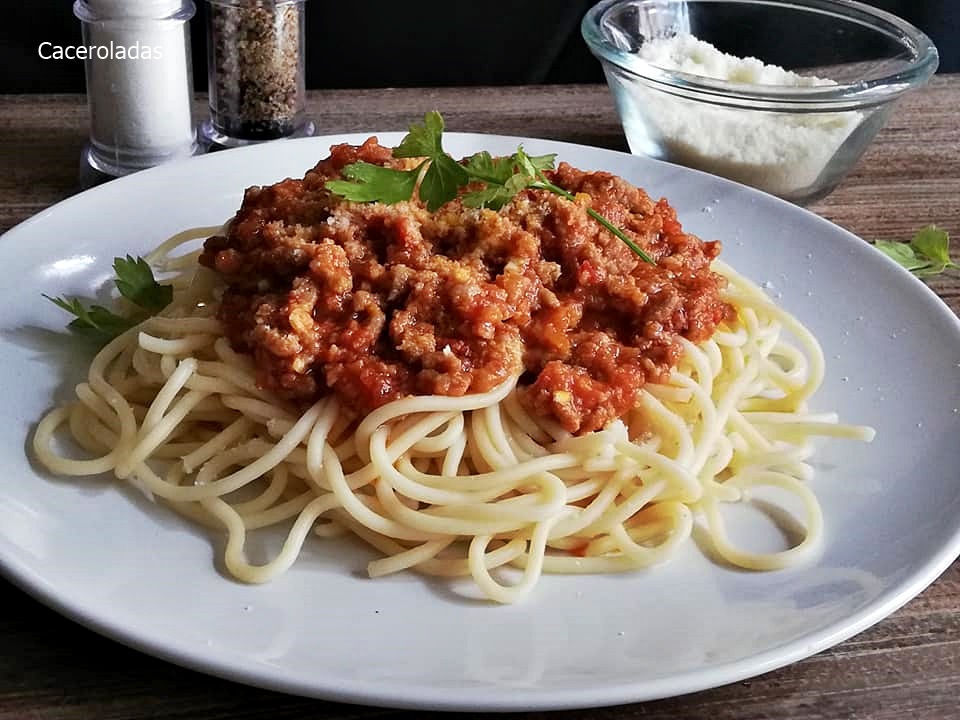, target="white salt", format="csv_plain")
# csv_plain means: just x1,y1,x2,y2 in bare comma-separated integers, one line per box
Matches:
624,35,863,197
